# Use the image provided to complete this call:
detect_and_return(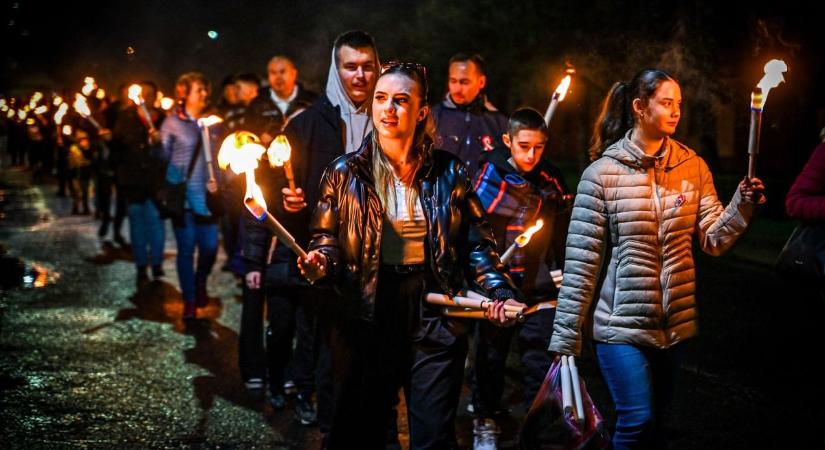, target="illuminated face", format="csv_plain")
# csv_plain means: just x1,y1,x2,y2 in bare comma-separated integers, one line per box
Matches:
267,58,298,99
336,45,377,106
636,79,682,138
503,129,546,173
185,81,209,112
448,61,486,106
372,73,427,141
